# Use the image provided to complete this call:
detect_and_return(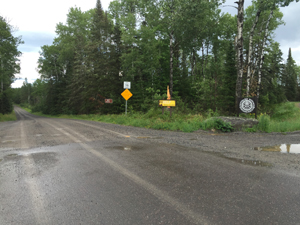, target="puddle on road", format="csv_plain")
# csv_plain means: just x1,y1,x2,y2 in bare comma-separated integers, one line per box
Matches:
109,145,143,151
210,133,225,136
136,136,164,140
223,157,272,167
204,151,272,167
255,144,300,154
0,159,2,162
6,154,19,157
1,140,16,143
